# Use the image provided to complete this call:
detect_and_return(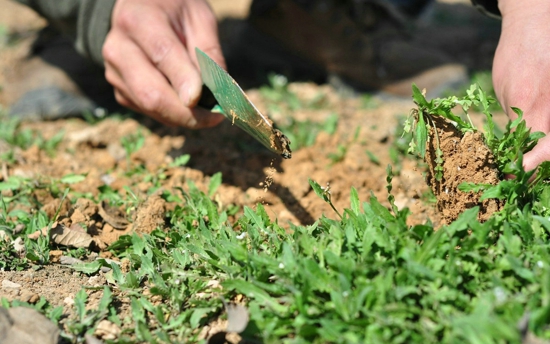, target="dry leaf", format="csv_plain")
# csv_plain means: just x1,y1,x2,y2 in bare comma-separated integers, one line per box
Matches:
28,222,93,248
98,201,129,230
